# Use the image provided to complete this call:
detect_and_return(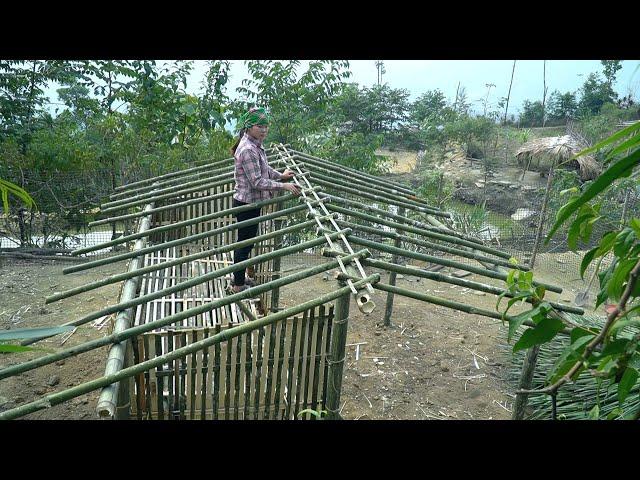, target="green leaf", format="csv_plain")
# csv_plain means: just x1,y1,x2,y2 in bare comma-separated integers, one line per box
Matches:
513,317,564,352
548,333,594,383
0,326,75,341
607,258,637,301
617,367,638,404
596,231,619,257
545,148,640,243
576,120,640,159
507,309,536,343
630,218,640,238
600,338,630,357
0,344,39,353
607,407,623,420
580,247,599,280
588,404,600,420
